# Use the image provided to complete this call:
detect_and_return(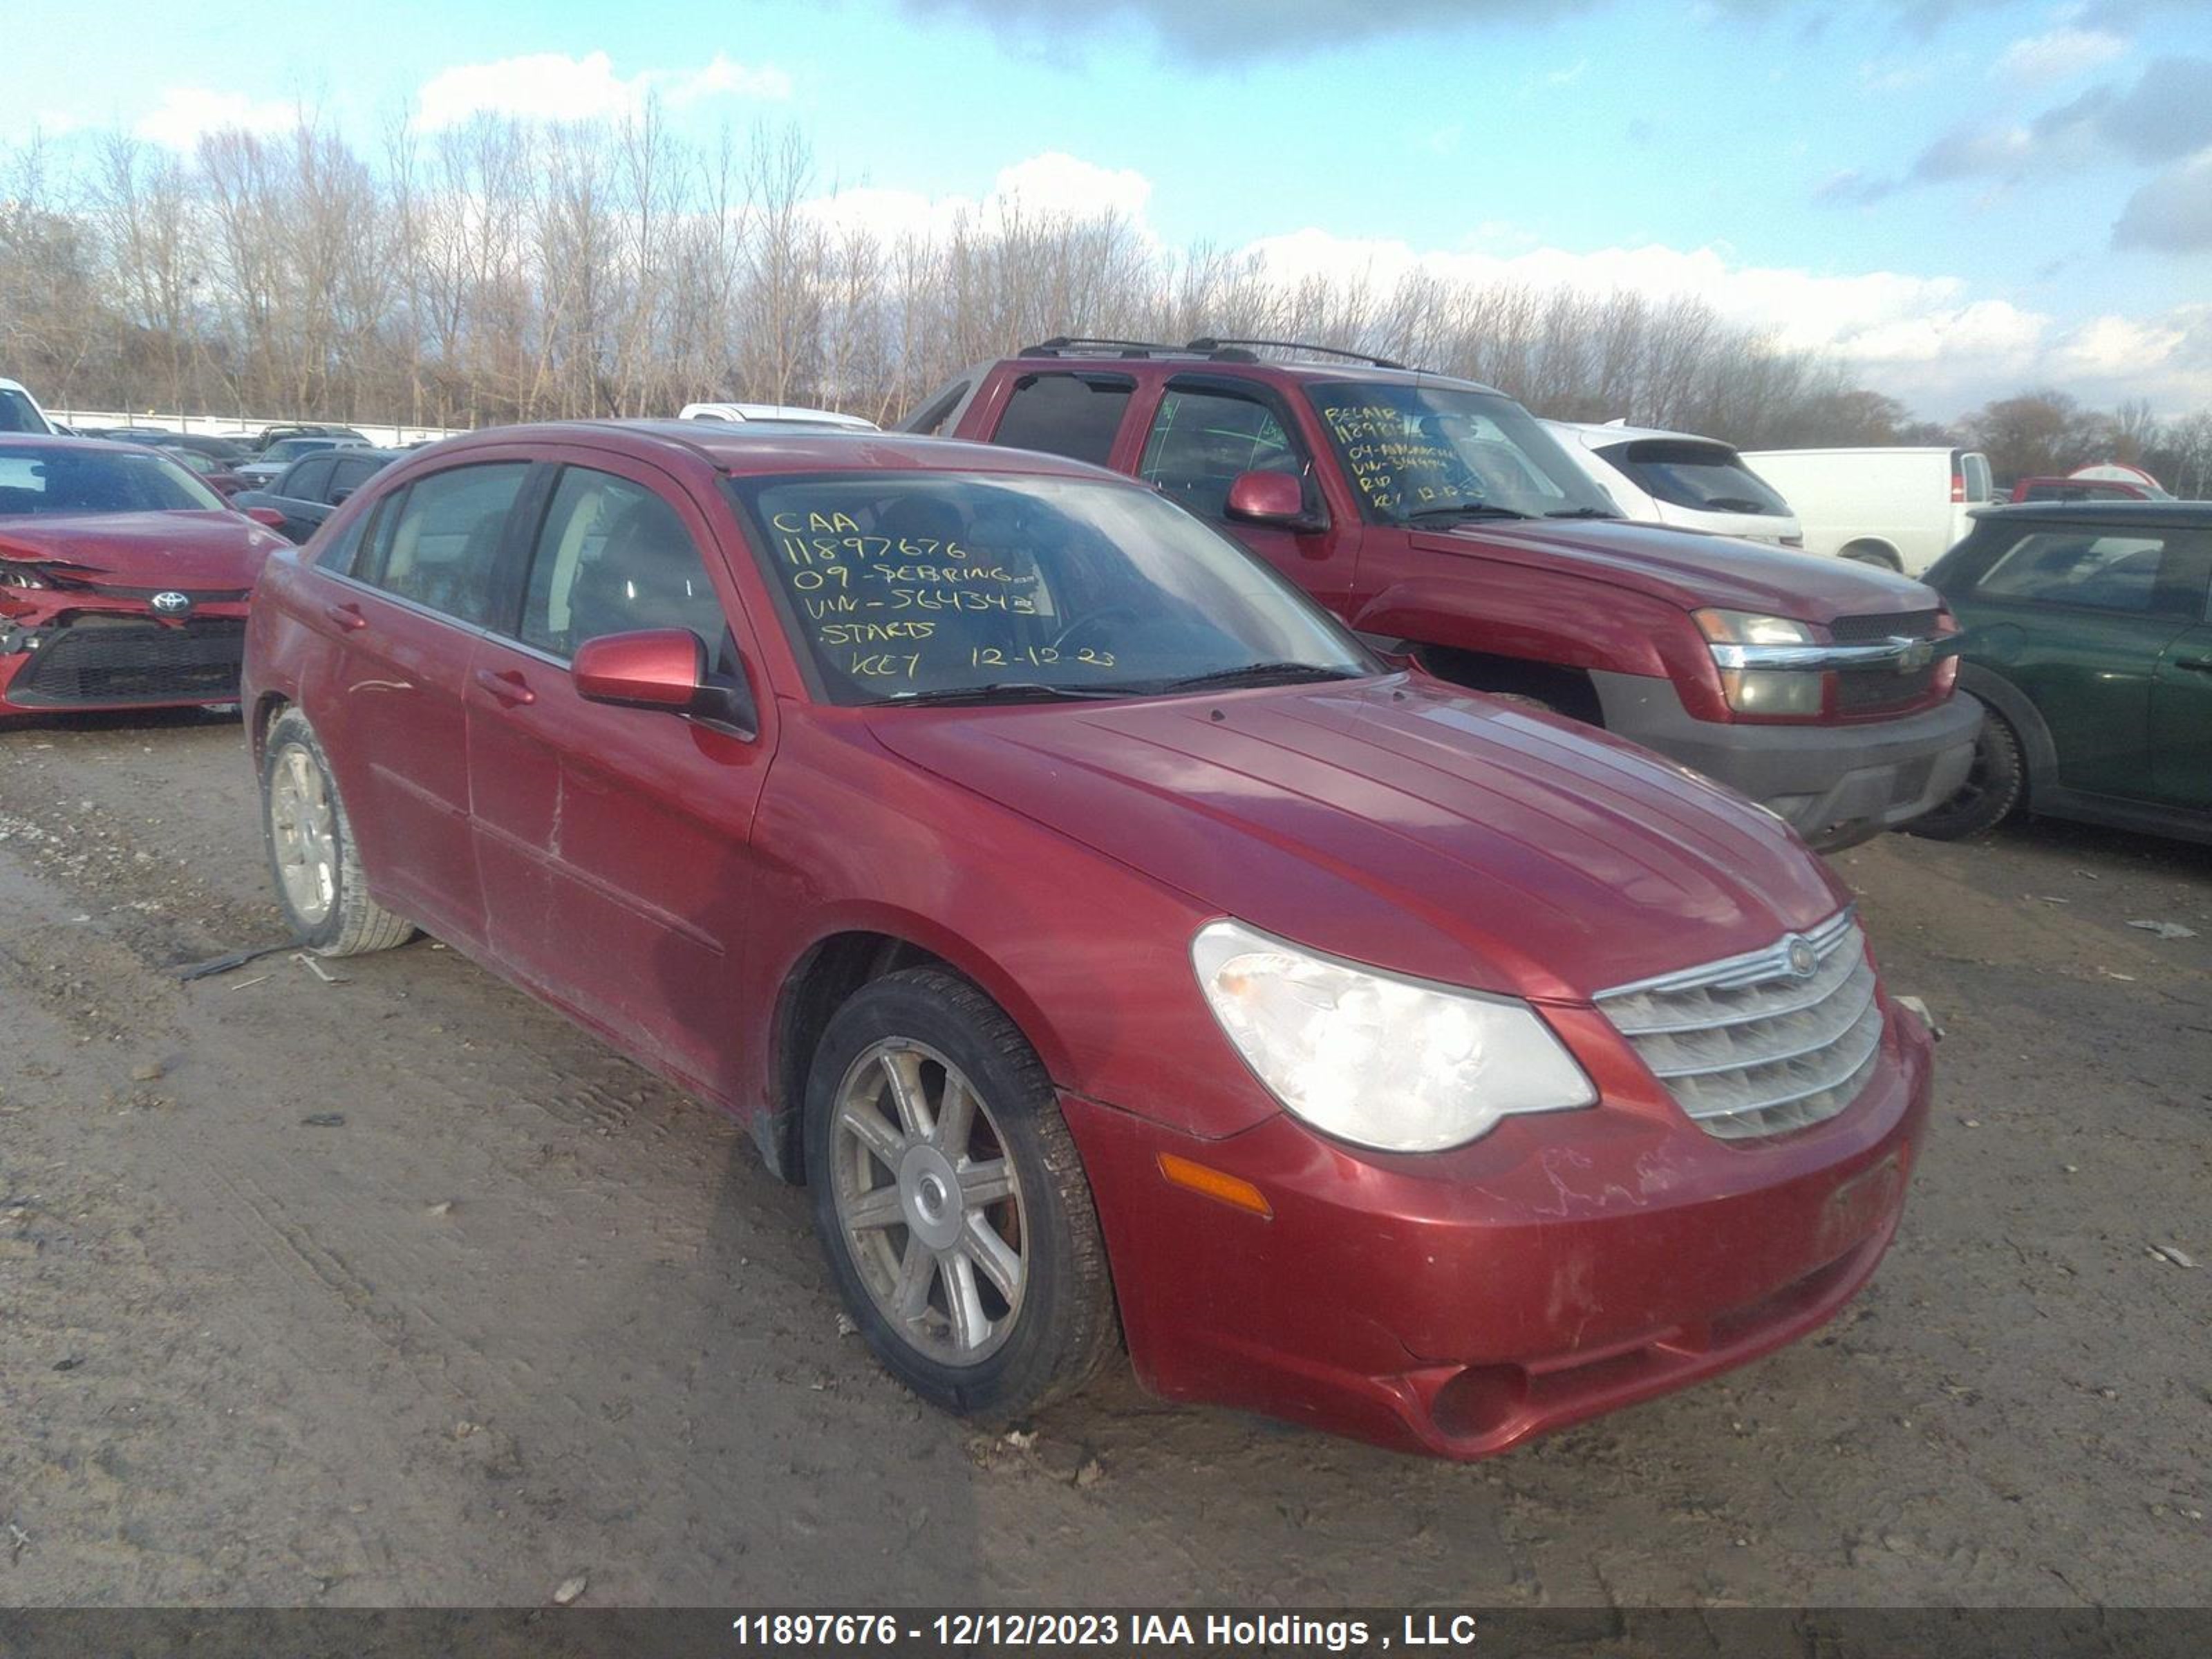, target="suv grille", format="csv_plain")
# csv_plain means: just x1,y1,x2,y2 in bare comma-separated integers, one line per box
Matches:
6,619,245,706
1829,609,1937,643
1595,910,1882,1141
